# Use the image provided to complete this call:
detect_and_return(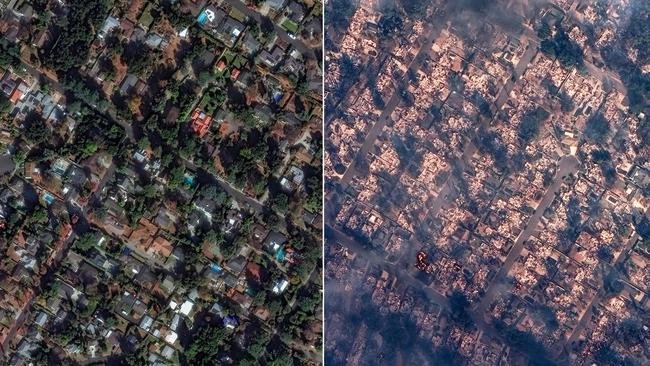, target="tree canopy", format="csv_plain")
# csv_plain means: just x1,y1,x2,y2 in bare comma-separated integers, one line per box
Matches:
539,24,584,70
41,0,111,73
184,325,230,365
